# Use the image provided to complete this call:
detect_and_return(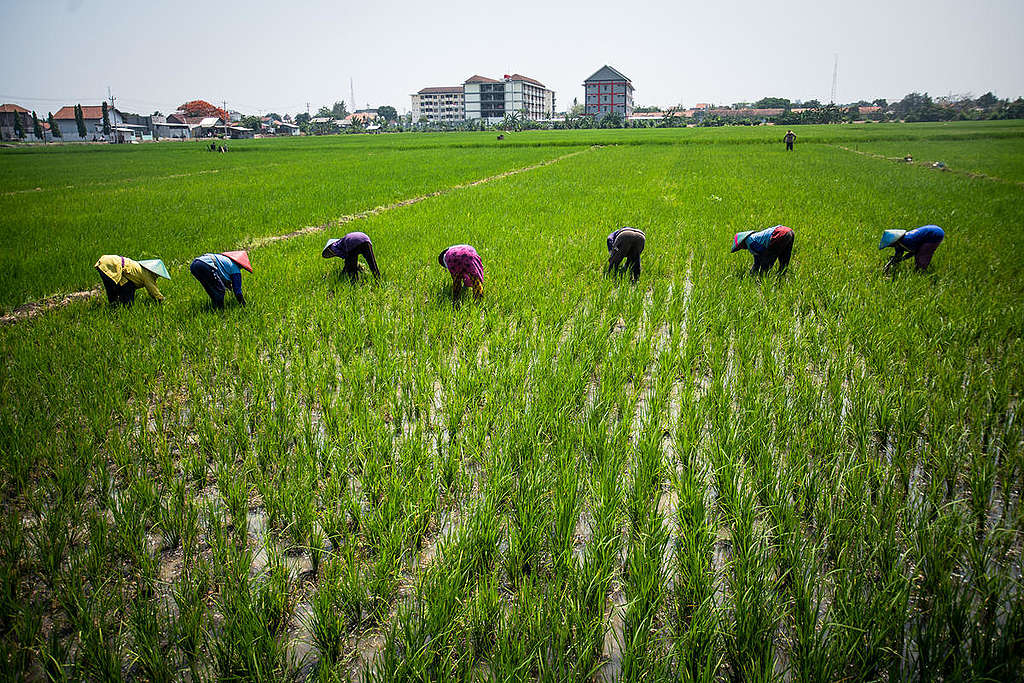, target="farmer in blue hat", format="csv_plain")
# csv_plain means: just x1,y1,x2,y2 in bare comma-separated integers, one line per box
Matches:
731,225,794,275
322,231,380,278
879,225,945,272
189,251,251,309
606,227,646,282
94,255,169,305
